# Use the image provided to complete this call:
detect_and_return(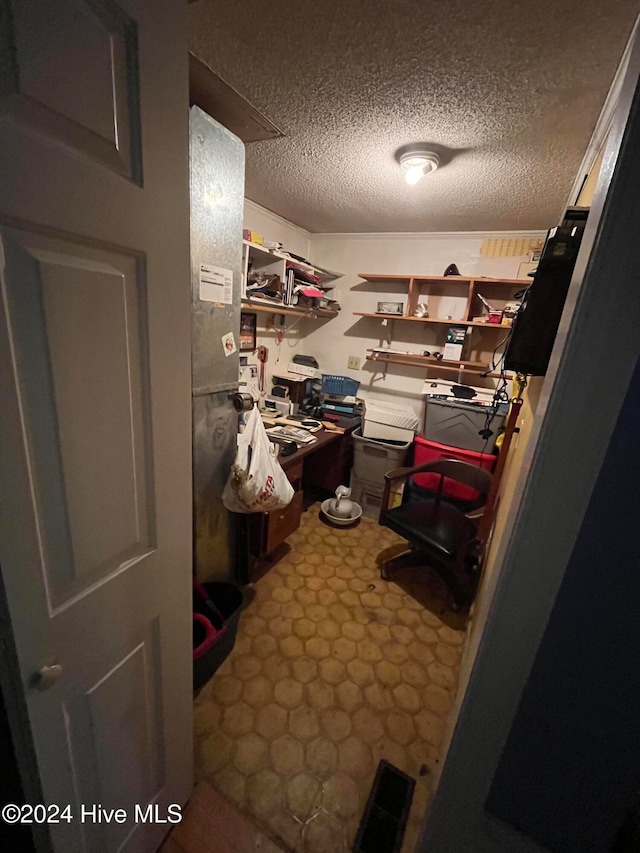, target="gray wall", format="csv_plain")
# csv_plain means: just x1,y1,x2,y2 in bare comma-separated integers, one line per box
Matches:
486,358,640,851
